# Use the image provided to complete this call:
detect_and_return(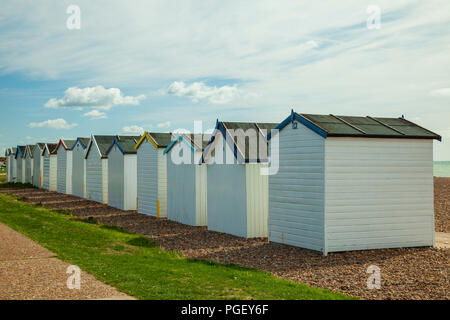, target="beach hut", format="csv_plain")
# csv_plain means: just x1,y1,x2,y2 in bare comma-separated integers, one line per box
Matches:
85,135,117,203
268,110,441,254
15,146,26,183
71,137,90,198
135,132,172,218
32,143,46,188
105,136,140,210
201,121,278,238
164,134,210,226
42,143,58,191
5,148,11,182
24,145,34,184
56,139,76,194
11,147,17,183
